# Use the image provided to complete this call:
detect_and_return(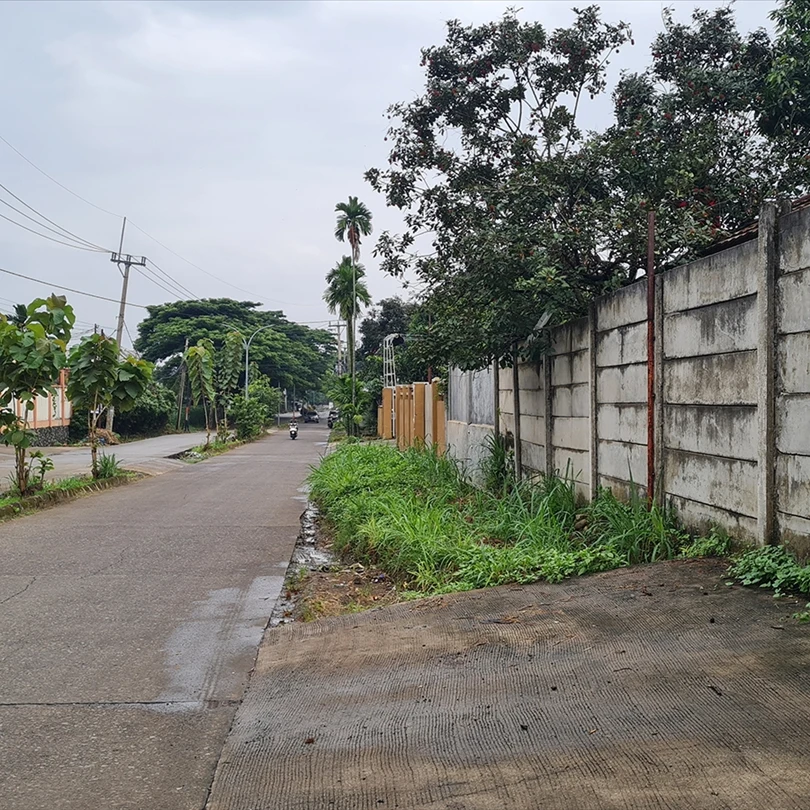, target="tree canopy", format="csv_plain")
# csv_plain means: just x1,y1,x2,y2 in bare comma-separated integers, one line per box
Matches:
367,2,810,370
134,298,334,395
